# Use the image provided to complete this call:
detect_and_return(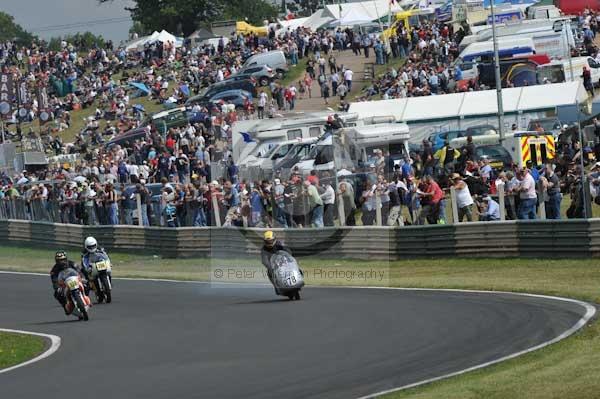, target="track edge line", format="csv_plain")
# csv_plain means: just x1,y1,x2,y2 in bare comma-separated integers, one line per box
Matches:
0,328,61,375
354,290,596,399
